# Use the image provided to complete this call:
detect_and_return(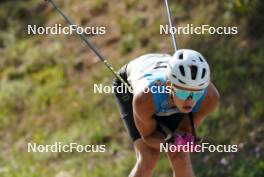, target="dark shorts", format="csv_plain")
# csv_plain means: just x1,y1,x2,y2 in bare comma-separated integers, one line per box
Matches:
113,64,186,142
